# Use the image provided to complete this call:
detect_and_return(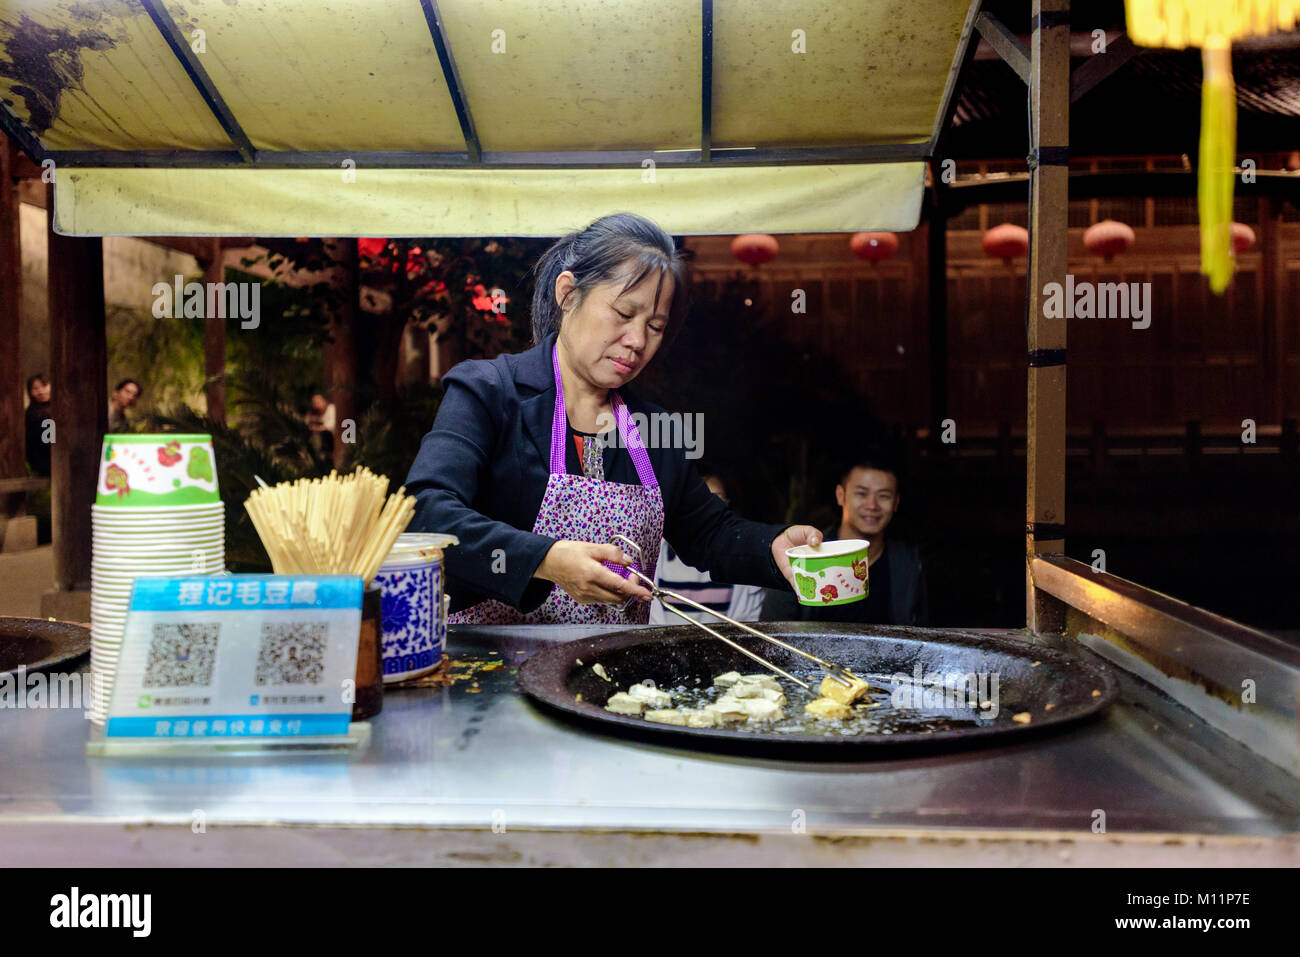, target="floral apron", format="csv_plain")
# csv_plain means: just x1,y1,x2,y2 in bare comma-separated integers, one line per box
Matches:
449,346,664,625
